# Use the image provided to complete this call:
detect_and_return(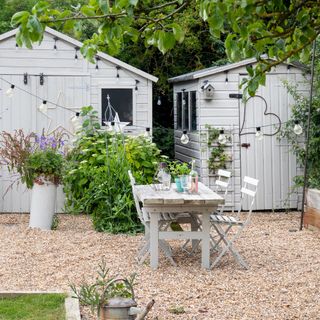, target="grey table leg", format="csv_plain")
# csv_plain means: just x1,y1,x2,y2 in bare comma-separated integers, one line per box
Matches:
191,214,199,251
201,213,210,269
150,212,159,269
